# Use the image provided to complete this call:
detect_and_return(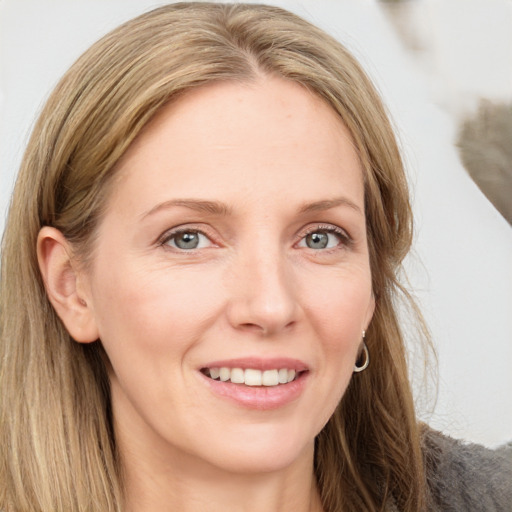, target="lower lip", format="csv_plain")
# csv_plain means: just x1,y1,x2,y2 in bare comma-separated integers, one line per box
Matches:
200,372,308,410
